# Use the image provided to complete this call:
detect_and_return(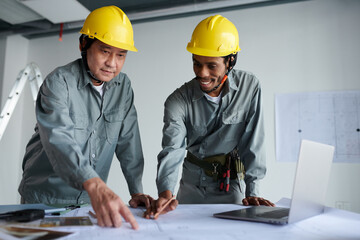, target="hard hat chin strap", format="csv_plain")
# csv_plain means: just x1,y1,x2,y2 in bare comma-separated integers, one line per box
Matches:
204,53,237,94
204,74,228,94
81,52,103,84
79,35,103,84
